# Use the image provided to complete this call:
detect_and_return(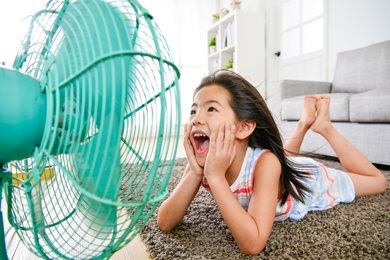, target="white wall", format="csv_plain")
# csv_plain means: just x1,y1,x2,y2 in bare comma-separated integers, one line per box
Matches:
327,0,390,79
142,0,216,124
0,0,47,66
